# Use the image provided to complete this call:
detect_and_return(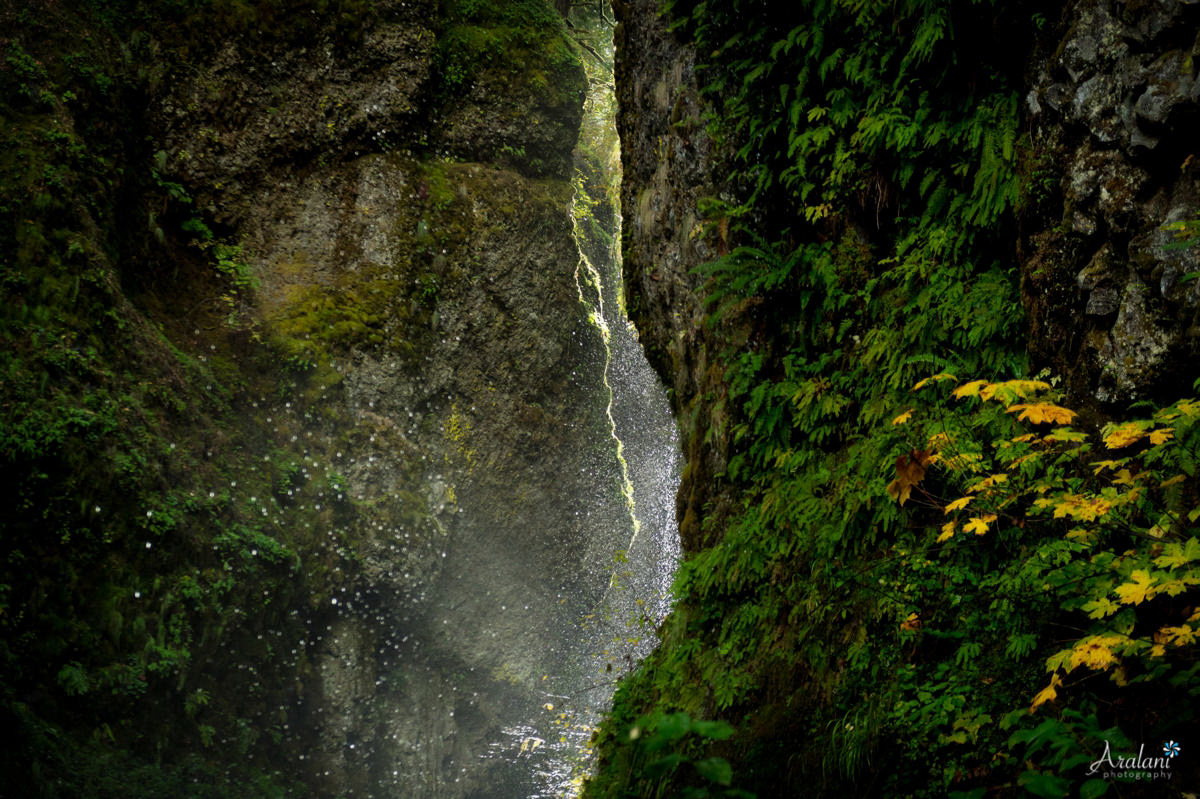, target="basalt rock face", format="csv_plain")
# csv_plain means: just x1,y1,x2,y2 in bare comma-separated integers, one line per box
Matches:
611,0,1200,557
155,0,584,221
1022,0,1200,405
597,0,1200,796
239,153,627,798
1,2,630,797
612,0,730,553
238,155,624,798
152,6,623,797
